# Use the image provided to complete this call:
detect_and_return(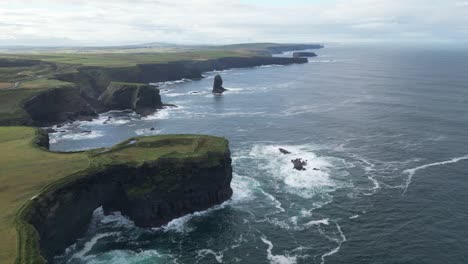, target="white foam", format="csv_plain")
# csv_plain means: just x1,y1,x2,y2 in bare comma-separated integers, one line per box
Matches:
304,218,330,227
260,189,285,213
72,249,170,264
152,78,192,87
231,174,261,203
320,223,346,264
135,128,163,136
196,249,224,263
256,64,285,68
164,92,186,97
403,155,468,194
248,144,336,198
50,130,104,143
261,236,297,264
99,211,135,228
156,200,230,233
70,232,119,261
349,215,359,219
143,108,171,120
